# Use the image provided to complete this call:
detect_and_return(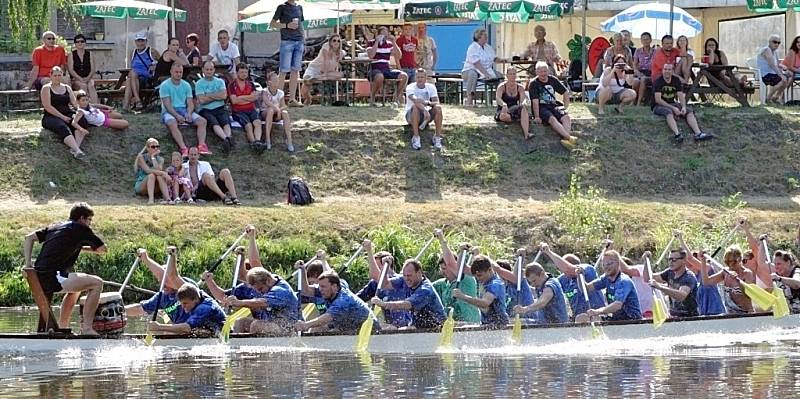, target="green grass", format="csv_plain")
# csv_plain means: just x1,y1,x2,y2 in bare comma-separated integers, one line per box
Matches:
2,104,800,203
2,103,800,306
